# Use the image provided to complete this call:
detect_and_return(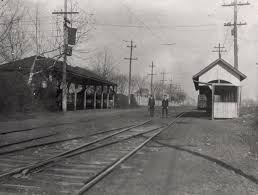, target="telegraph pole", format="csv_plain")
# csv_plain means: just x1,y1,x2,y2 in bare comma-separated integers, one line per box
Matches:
222,0,250,69
35,1,39,55
62,0,68,112
256,63,258,103
161,72,168,85
169,75,173,94
160,72,168,96
52,0,78,112
212,43,227,58
124,40,137,105
148,61,156,96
